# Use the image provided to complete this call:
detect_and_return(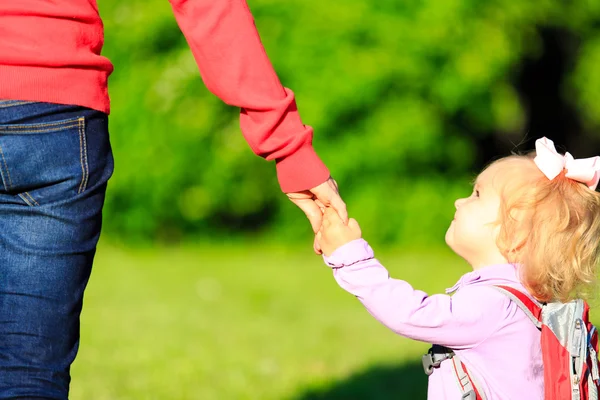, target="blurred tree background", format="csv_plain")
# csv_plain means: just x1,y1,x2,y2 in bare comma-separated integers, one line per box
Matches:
98,0,600,246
